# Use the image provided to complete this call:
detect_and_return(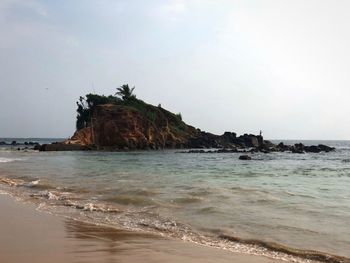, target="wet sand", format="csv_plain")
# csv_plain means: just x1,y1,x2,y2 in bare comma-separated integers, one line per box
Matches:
0,194,282,263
